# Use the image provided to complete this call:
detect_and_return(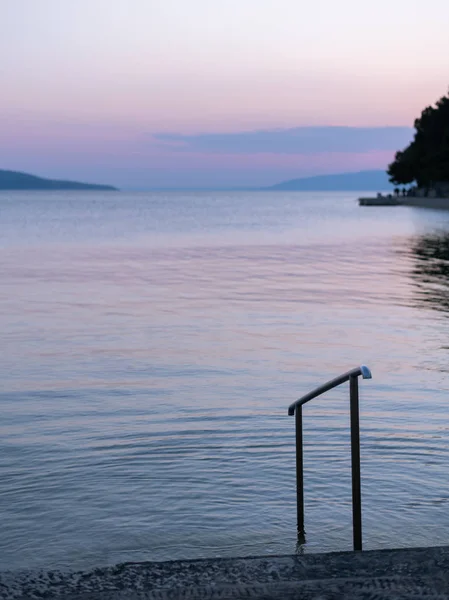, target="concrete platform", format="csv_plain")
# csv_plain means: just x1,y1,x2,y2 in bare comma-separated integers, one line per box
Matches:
358,196,401,206
1,546,449,599
401,197,449,210
358,196,449,209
